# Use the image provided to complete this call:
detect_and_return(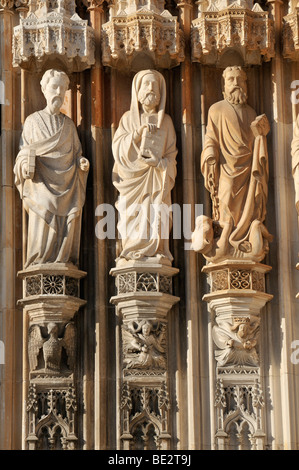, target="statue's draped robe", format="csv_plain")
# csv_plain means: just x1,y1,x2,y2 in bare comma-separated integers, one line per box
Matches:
14,110,88,267
112,71,177,262
201,100,269,254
